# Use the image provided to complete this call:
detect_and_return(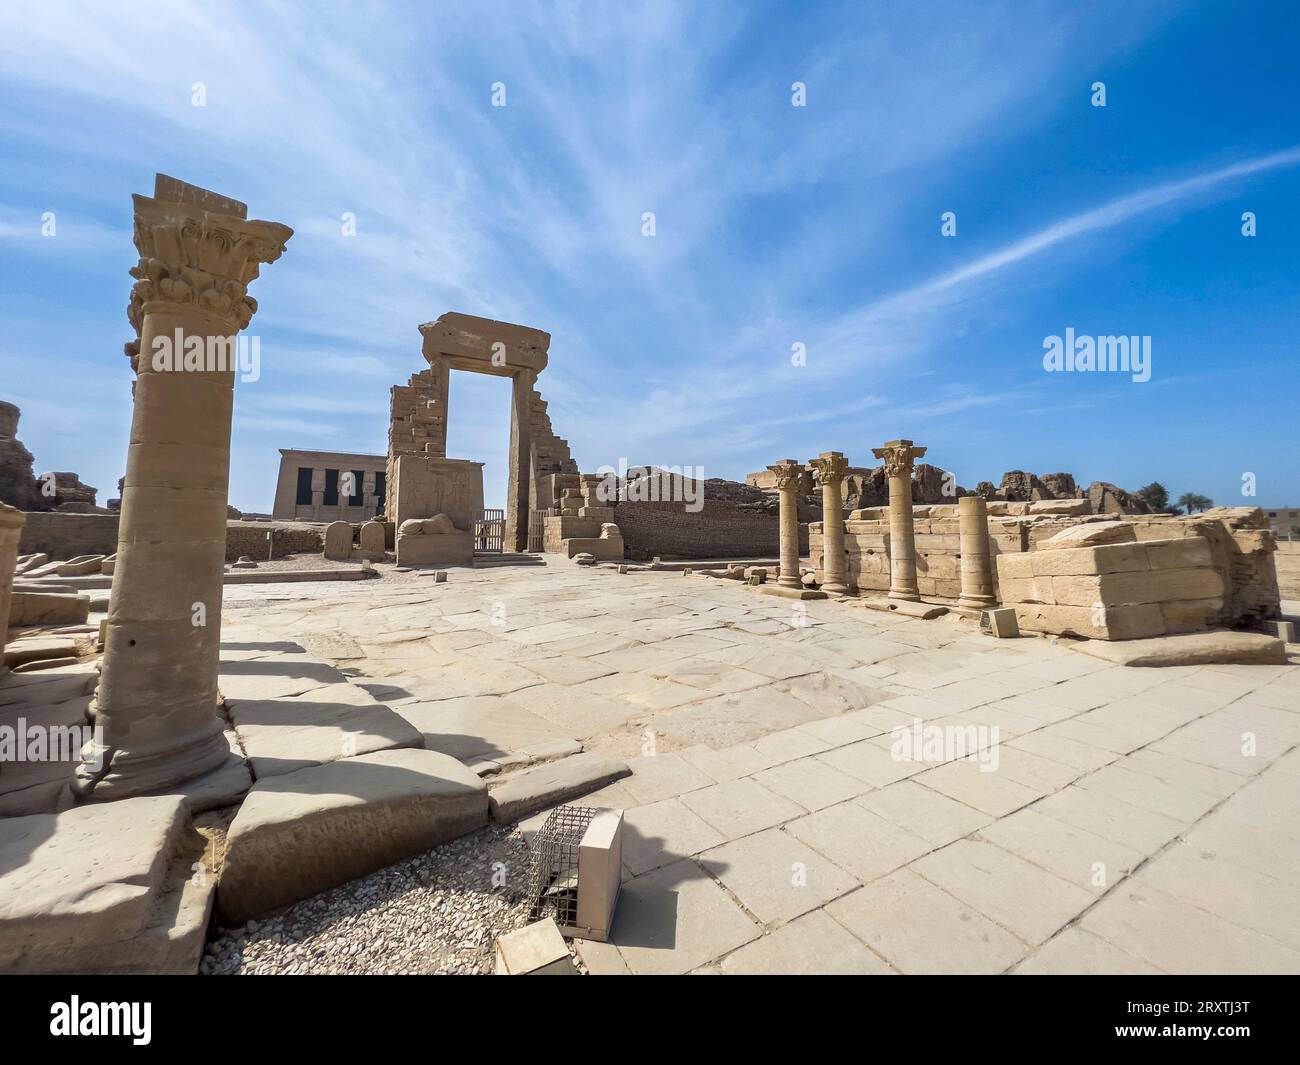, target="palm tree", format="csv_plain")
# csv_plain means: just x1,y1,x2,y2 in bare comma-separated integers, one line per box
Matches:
1137,481,1169,513
1175,492,1214,514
